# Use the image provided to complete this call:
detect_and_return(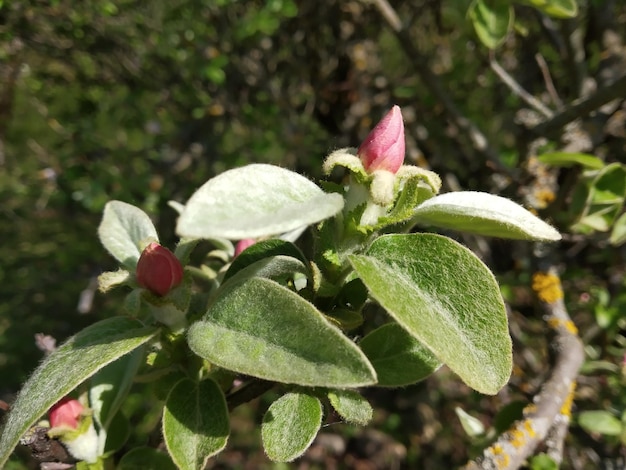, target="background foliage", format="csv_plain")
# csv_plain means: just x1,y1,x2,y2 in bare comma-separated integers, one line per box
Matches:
2,0,626,468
